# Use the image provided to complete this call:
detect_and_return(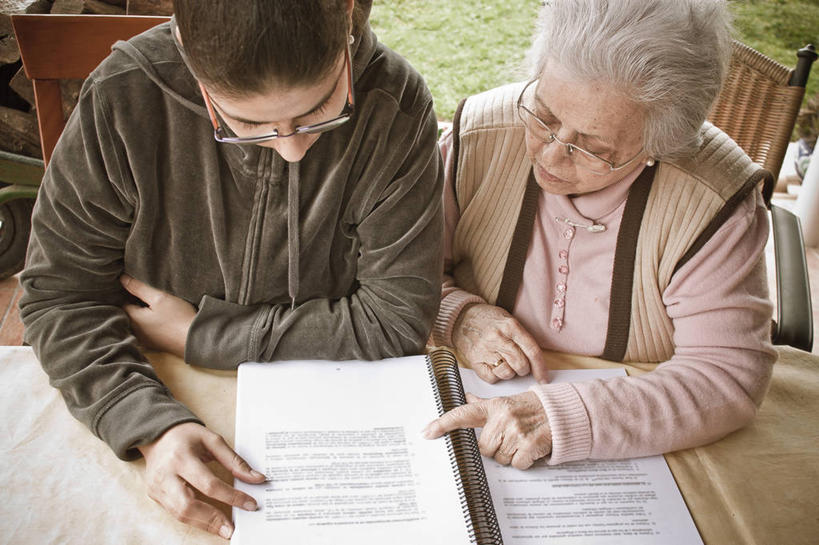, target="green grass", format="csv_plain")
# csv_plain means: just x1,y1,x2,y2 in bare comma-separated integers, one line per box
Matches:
370,0,540,121
732,0,819,101
370,0,819,123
